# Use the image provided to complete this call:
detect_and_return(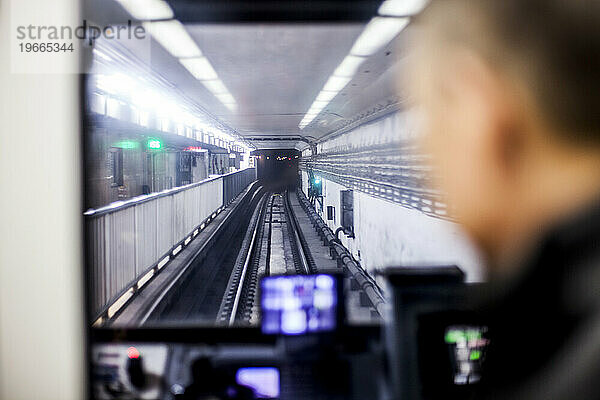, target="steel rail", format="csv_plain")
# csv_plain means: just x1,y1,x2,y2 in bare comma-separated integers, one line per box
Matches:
228,194,268,325
264,196,275,276
284,190,311,275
